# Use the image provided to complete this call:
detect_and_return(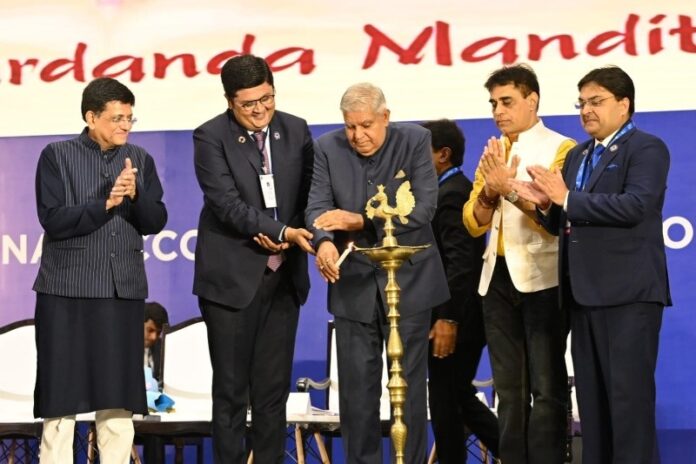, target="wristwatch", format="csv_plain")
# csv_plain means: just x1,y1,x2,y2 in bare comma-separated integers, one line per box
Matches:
505,190,519,203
